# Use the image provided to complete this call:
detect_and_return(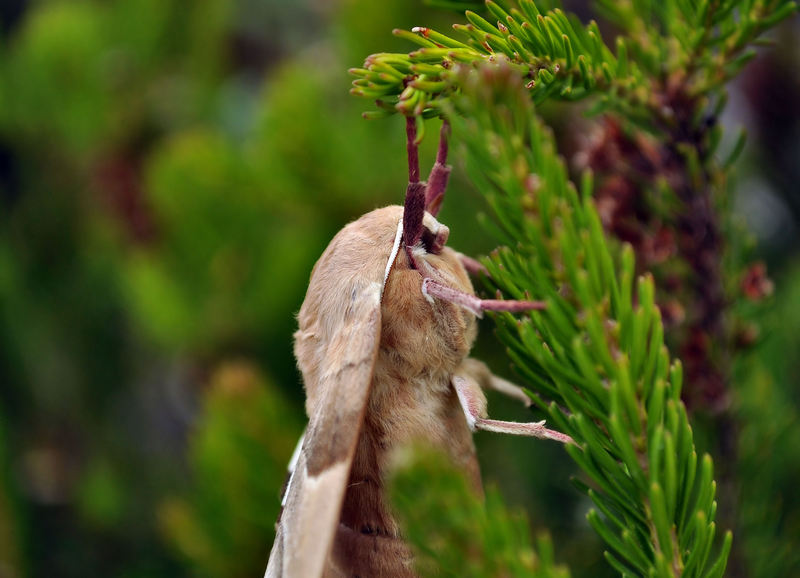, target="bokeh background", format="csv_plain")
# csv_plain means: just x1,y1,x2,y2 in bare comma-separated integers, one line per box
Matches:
0,1,797,577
